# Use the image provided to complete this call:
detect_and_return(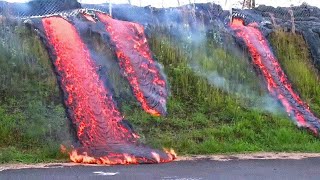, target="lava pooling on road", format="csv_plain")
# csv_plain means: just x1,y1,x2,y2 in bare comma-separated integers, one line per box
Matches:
29,14,175,164
96,12,168,117
230,18,320,134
